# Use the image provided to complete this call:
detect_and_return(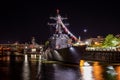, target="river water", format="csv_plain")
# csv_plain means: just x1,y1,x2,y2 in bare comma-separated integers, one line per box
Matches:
0,54,120,80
